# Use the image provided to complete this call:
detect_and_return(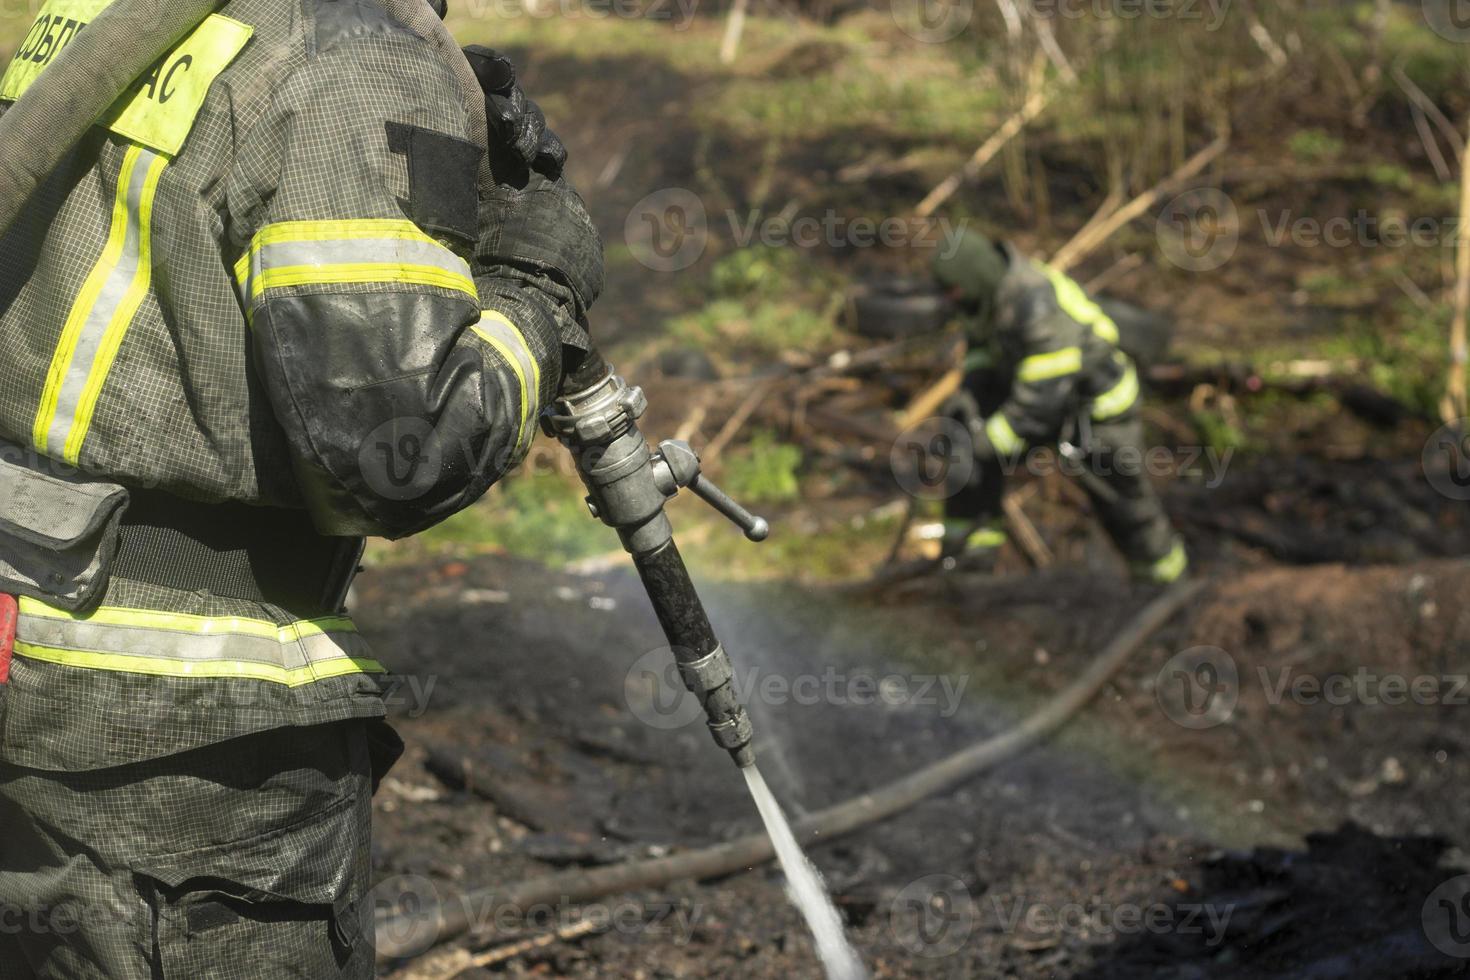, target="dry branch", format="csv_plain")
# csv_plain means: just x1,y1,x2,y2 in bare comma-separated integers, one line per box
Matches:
1002,492,1053,568
1050,129,1230,273
914,86,1055,219
1443,114,1470,426
898,367,964,431
719,0,750,65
